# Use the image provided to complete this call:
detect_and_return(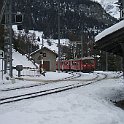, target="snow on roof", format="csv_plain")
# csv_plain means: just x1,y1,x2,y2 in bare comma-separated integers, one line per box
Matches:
95,20,124,42
30,47,58,56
